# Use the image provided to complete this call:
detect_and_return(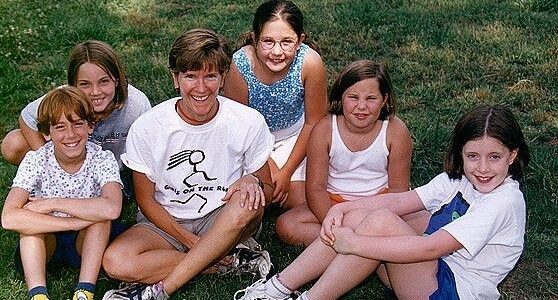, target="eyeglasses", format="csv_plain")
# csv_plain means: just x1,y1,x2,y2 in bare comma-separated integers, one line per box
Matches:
258,38,298,52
